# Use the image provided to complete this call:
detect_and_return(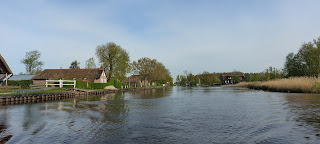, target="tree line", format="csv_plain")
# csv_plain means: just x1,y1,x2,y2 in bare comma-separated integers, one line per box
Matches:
176,71,221,86
176,37,320,86
20,42,173,85
176,67,284,86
